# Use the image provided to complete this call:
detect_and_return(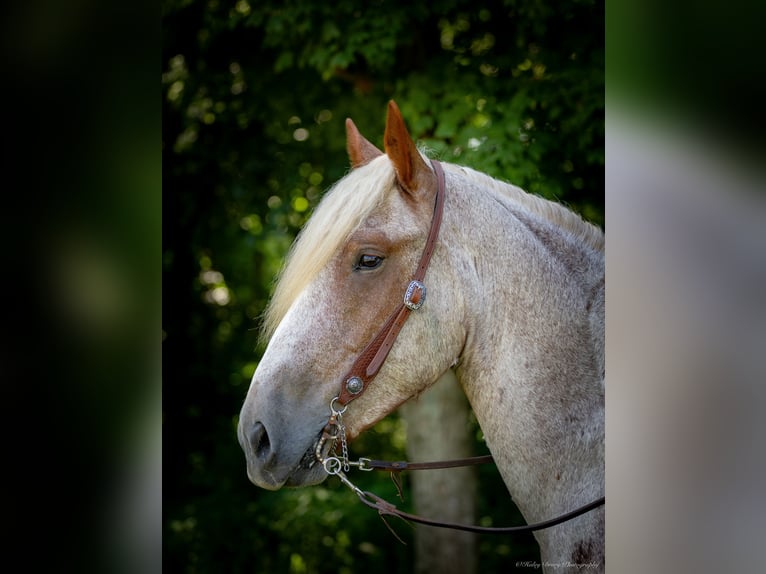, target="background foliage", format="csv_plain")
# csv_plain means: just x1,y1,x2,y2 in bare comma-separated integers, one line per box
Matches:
163,0,603,572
